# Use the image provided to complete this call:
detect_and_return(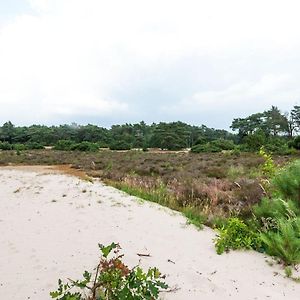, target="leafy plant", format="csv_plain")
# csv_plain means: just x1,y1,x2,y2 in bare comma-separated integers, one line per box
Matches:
258,147,276,177
215,218,261,255
50,243,168,300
